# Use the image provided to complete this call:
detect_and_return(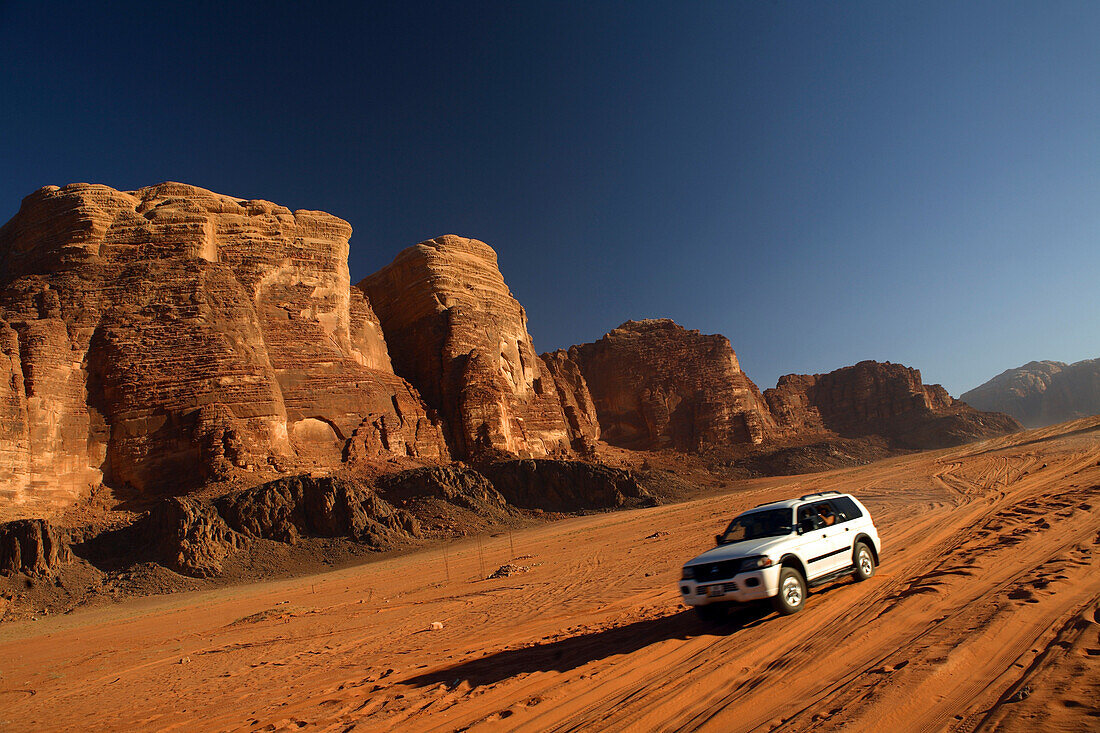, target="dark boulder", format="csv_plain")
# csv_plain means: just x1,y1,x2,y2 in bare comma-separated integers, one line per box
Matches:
216,475,420,548
378,465,508,515
481,460,657,513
